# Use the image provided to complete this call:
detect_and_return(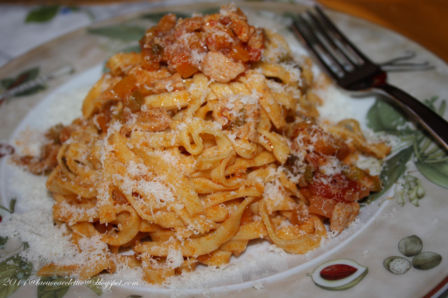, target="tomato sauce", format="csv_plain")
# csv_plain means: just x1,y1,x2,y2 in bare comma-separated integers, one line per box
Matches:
139,5,264,78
